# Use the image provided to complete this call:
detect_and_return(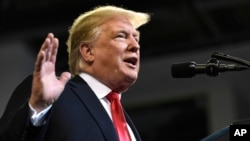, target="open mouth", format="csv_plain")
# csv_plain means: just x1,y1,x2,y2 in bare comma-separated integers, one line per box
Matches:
124,57,137,66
